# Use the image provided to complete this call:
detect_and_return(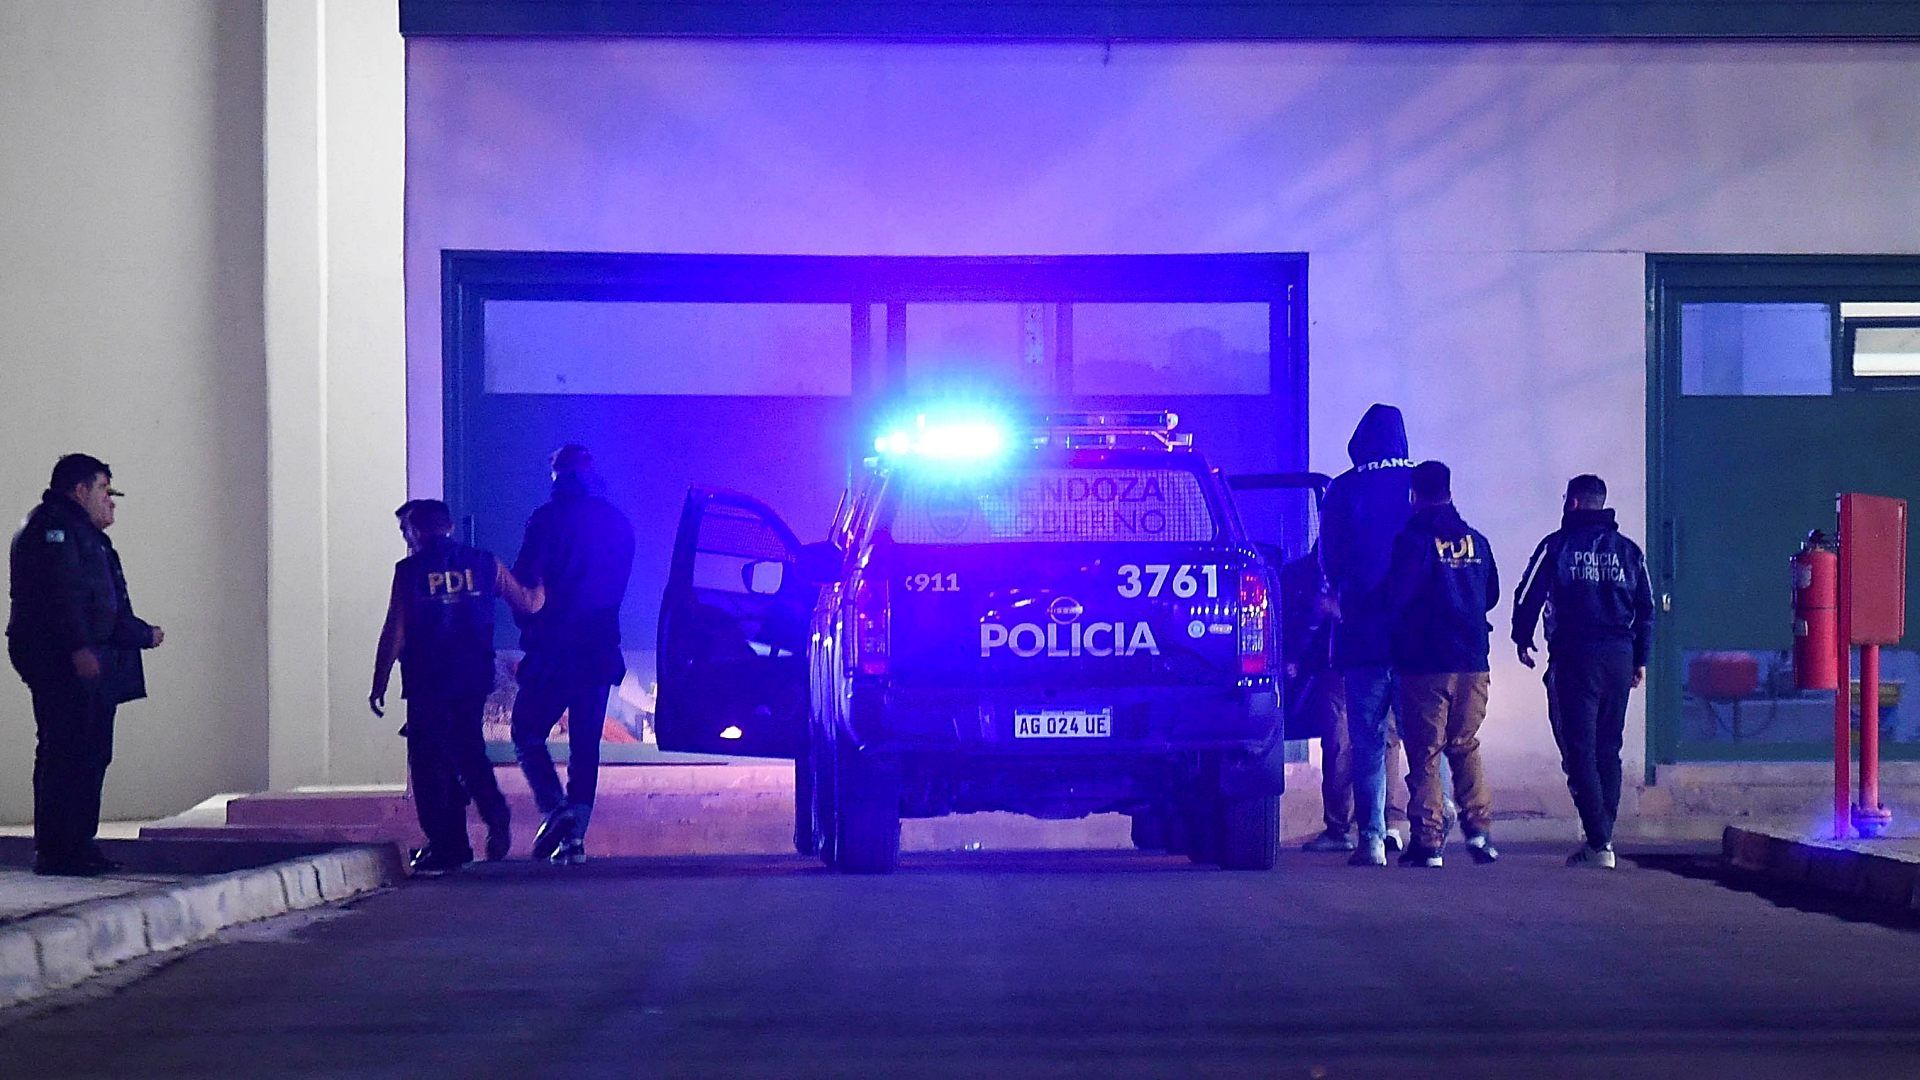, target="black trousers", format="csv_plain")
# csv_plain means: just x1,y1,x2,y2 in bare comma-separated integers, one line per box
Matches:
31,677,117,862
406,694,509,857
1547,641,1634,849
510,676,610,816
